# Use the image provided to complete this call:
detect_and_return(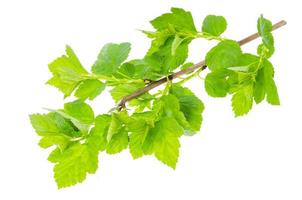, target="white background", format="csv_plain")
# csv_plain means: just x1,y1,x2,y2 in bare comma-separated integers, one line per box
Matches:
0,0,301,199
